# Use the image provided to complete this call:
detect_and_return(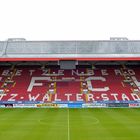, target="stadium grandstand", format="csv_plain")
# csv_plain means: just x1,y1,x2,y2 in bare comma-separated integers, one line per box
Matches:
1,38,140,140
0,37,140,108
